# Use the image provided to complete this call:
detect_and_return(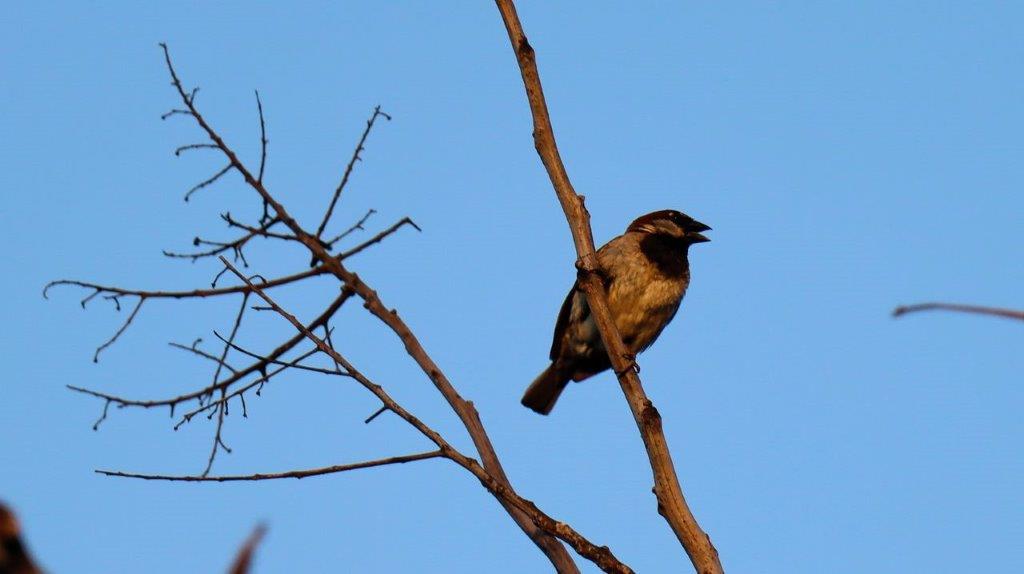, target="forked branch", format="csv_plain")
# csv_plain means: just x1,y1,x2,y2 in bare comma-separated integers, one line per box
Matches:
214,257,630,573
